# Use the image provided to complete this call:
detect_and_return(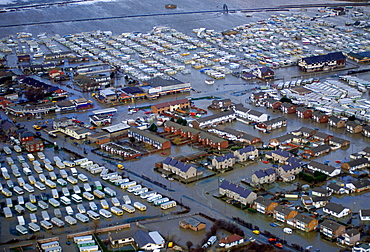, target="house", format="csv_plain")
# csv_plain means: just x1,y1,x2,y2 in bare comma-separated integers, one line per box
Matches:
320,219,346,238
296,107,313,119
233,146,258,162
102,122,130,138
301,195,313,207
323,202,351,218
191,110,235,129
151,98,190,114
360,147,370,157
198,131,229,150
255,116,287,132
312,196,329,208
352,243,370,252
294,127,317,138
208,99,232,110
253,197,279,214
239,133,261,145
179,217,206,231
307,161,340,177
53,117,74,129
363,125,370,138
312,111,329,123
108,225,136,248
341,158,370,172
133,230,165,250
252,66,275,79
251,92,270,104
280,102,296,114
219,180,257,205
25,139,44,152
264,98,281,109
359,209,370,221
18,130,34,144
348,179,370,193
269,133,296,147
87,132,111,145
0,120,17,136
97,88,118,103
219,234,244,248
251,168,276,185
311,132,333,142
326,183,350,195
329,137,350,149
208,126,244,141
298,52,346,72
234,103,261,122
211,153,236,169
128,127,171,150
89,114,112,127
346,121,363,134
265,149,293,164
338,229,361,246
163,157,202,179
328,116,346,128
277,161,303,181
60,126,91,140
273,205,298,223
312,187,331,197
304,144,331,158
287,213,318,232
